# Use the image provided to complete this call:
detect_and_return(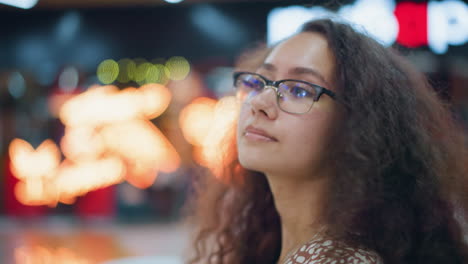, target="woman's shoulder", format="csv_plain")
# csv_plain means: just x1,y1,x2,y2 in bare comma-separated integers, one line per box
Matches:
285,238,383,264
